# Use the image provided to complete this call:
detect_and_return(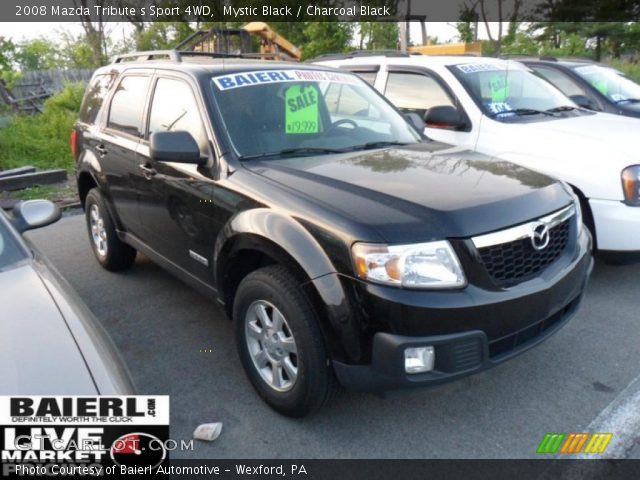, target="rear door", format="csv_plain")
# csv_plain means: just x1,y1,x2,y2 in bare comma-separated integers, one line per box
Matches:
98,72,152,234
